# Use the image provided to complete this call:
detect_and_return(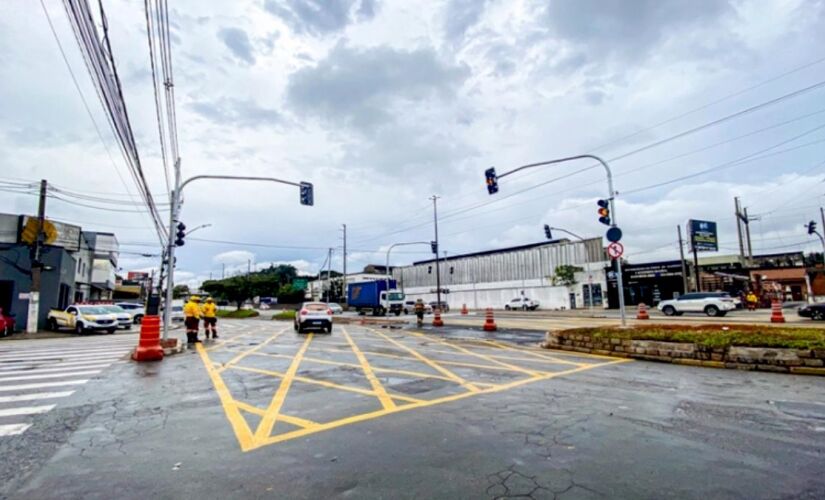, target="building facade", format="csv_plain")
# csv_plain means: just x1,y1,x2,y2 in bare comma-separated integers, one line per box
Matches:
392,238,608,310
